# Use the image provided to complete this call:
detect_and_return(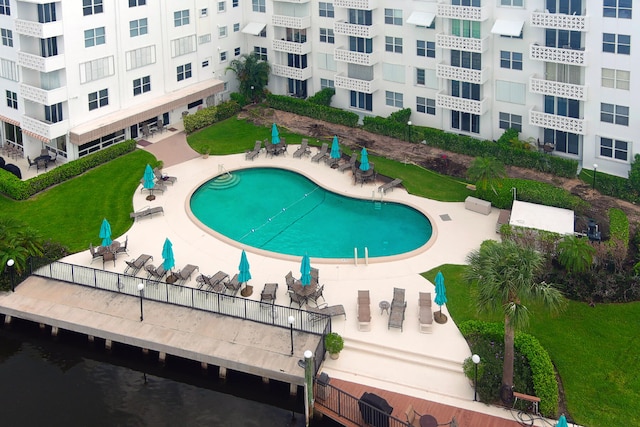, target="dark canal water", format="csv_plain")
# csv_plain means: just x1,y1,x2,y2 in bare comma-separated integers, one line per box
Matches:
0,319,341,427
